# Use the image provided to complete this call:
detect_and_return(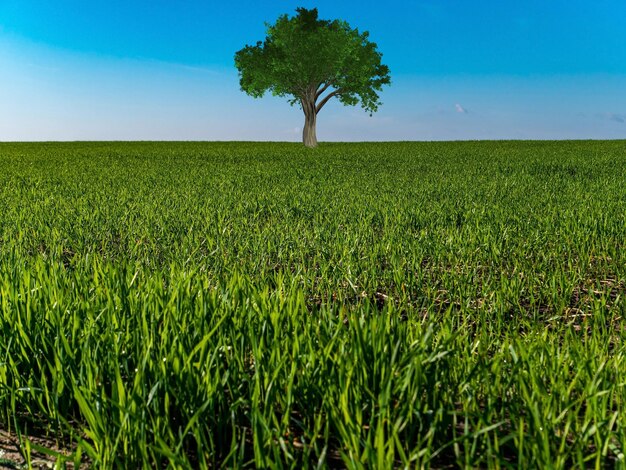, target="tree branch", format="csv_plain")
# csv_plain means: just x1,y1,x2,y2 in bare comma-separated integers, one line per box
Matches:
315,83,331,100
316,89,342,114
